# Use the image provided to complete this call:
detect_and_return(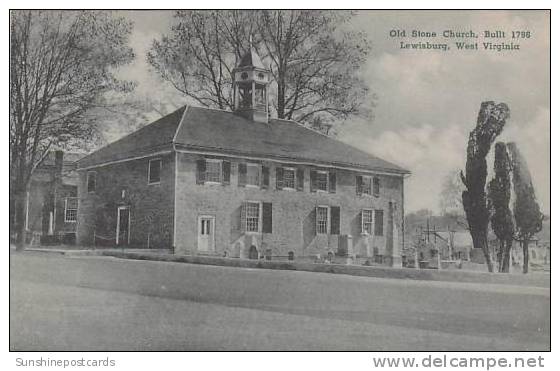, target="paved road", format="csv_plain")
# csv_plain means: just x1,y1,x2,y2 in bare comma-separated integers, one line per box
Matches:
10,252,550,351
